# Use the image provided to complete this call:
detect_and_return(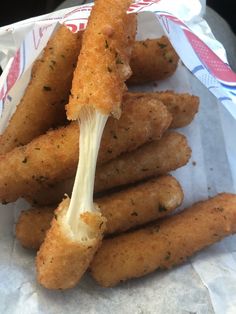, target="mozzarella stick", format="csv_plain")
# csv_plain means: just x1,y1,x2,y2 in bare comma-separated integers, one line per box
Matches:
0,26,82,154
94,131,191,193
16,176,183,249
16,206,54,250
29,179,75,206
66,1,134,119
97,175,183,234
127,37,179,85
0,96,170,204
27,130,190,206
36,198,106,290
37,0,136,290
90,193,236,287
129,91,199,128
